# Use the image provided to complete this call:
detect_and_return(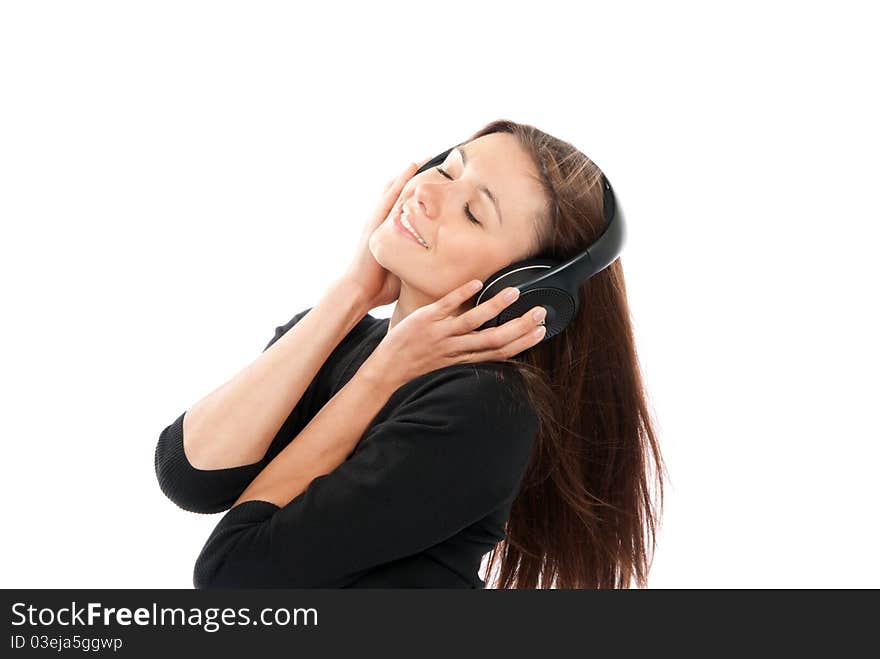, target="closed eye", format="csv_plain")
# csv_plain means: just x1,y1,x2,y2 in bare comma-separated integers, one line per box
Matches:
435,166,481,226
